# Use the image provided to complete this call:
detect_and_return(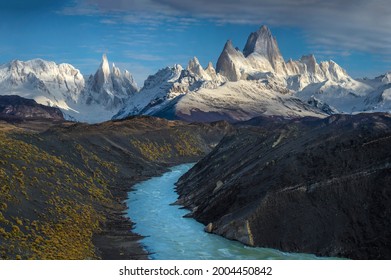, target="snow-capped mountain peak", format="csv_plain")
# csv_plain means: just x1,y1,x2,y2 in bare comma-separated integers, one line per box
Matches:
300,54,318,74
187,57,207,79
112,63,121,77
84,54,138,111
114,25,391,123
0,54,138,122
216,26,290,81
382,72,391,84
0,58,85,103
243,25,286,74
91,54,111,92
216,40,245,81
186,57,225,83
243,25,280,58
